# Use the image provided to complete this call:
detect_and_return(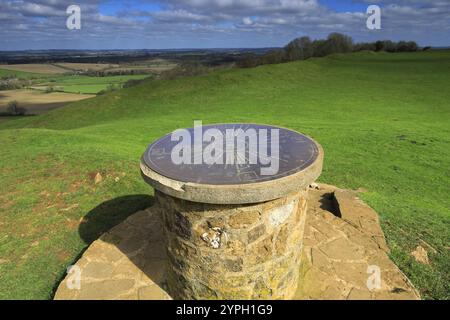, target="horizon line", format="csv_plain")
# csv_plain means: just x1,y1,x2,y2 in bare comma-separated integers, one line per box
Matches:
0,47,282,53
